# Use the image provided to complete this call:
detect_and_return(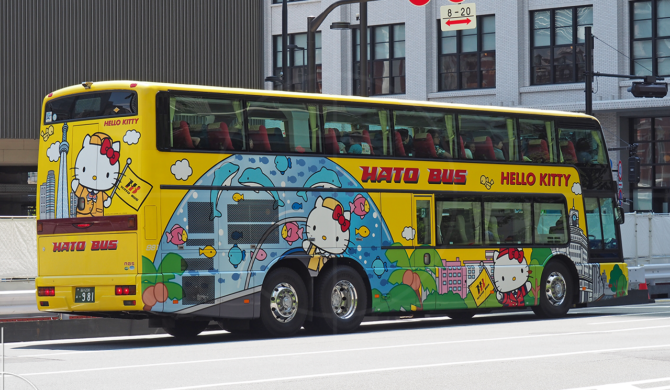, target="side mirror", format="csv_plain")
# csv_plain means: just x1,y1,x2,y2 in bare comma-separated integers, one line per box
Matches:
614,206,625,225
